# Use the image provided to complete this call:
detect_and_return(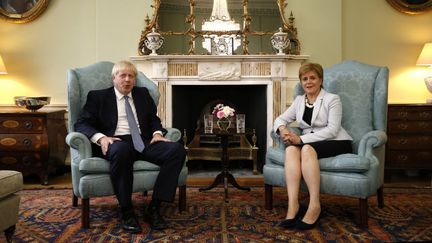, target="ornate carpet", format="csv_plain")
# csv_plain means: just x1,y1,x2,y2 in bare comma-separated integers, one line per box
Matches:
4,187,432,242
